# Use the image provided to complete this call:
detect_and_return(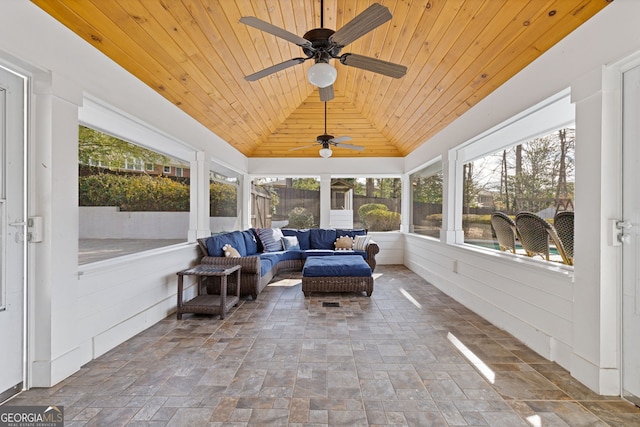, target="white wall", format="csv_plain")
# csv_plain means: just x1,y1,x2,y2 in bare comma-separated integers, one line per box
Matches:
79,207,237,239
400,0,640,395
